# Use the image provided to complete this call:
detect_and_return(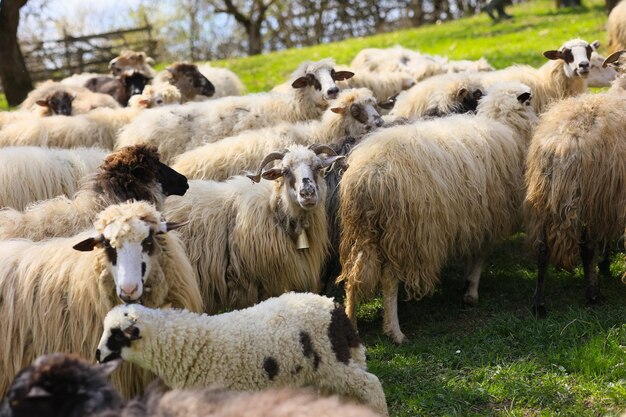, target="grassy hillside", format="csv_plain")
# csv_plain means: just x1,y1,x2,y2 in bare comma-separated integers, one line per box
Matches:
211,0,610,93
